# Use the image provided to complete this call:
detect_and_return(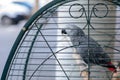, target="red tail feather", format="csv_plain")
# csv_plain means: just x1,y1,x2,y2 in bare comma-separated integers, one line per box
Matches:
108,62,116,73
